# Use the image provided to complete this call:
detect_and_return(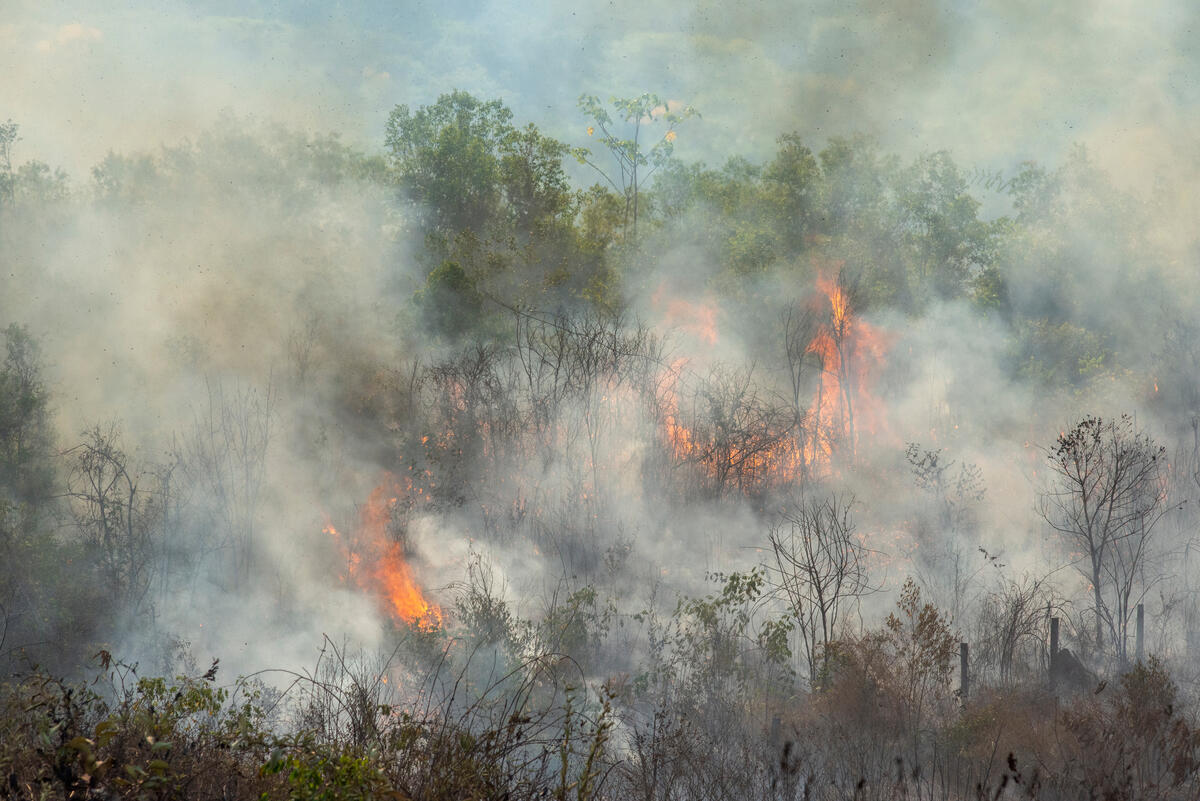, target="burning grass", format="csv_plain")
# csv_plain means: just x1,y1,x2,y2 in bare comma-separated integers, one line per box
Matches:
324,473,442,630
